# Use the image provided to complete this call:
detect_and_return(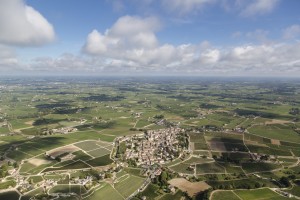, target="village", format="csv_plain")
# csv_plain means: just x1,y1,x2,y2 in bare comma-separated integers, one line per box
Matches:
116,127,188,167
